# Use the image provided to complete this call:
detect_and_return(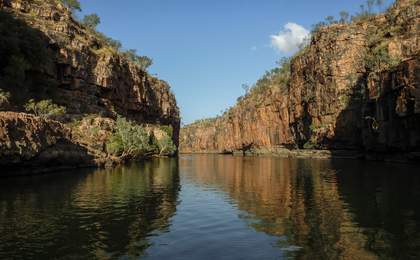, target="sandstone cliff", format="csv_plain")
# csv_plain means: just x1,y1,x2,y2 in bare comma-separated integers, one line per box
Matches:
180,0,420,161
0,0,180,173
